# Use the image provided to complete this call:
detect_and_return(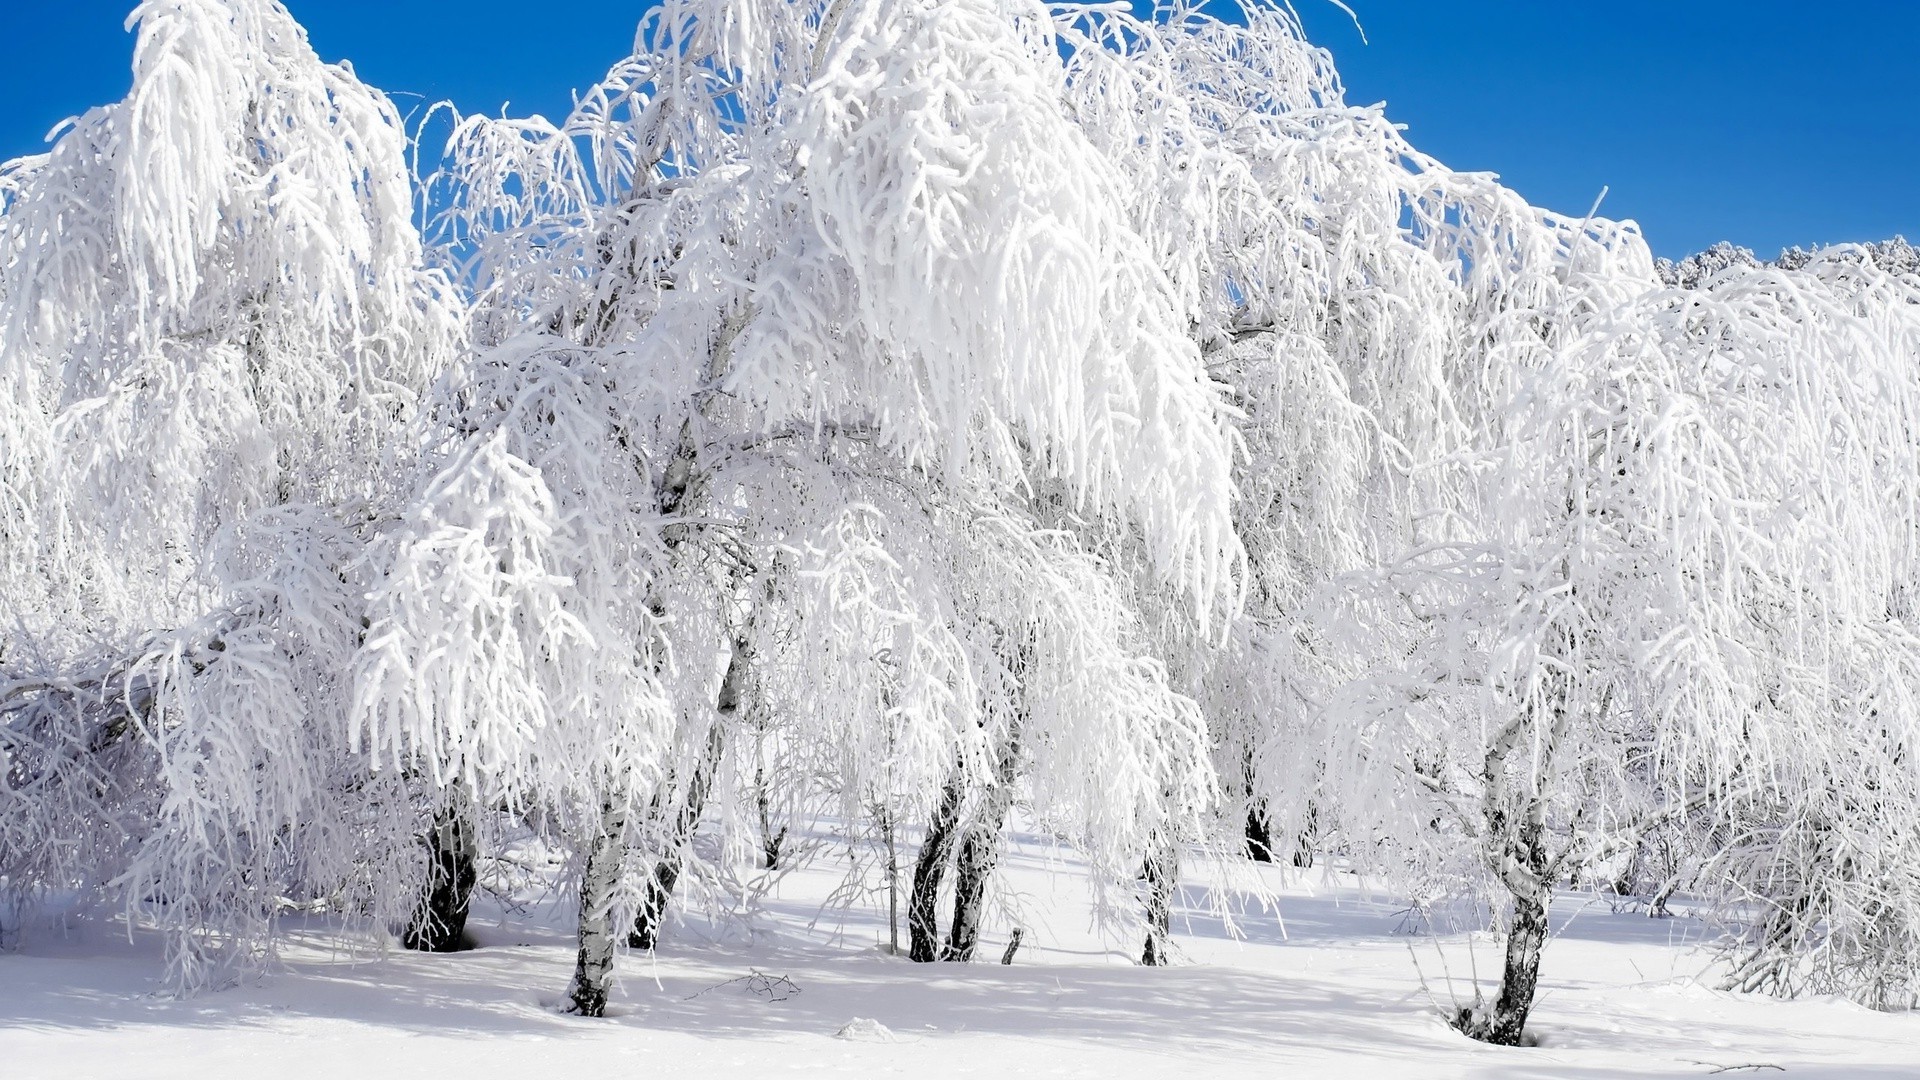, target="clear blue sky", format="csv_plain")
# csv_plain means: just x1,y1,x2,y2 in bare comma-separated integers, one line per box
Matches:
2,1,1914,259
